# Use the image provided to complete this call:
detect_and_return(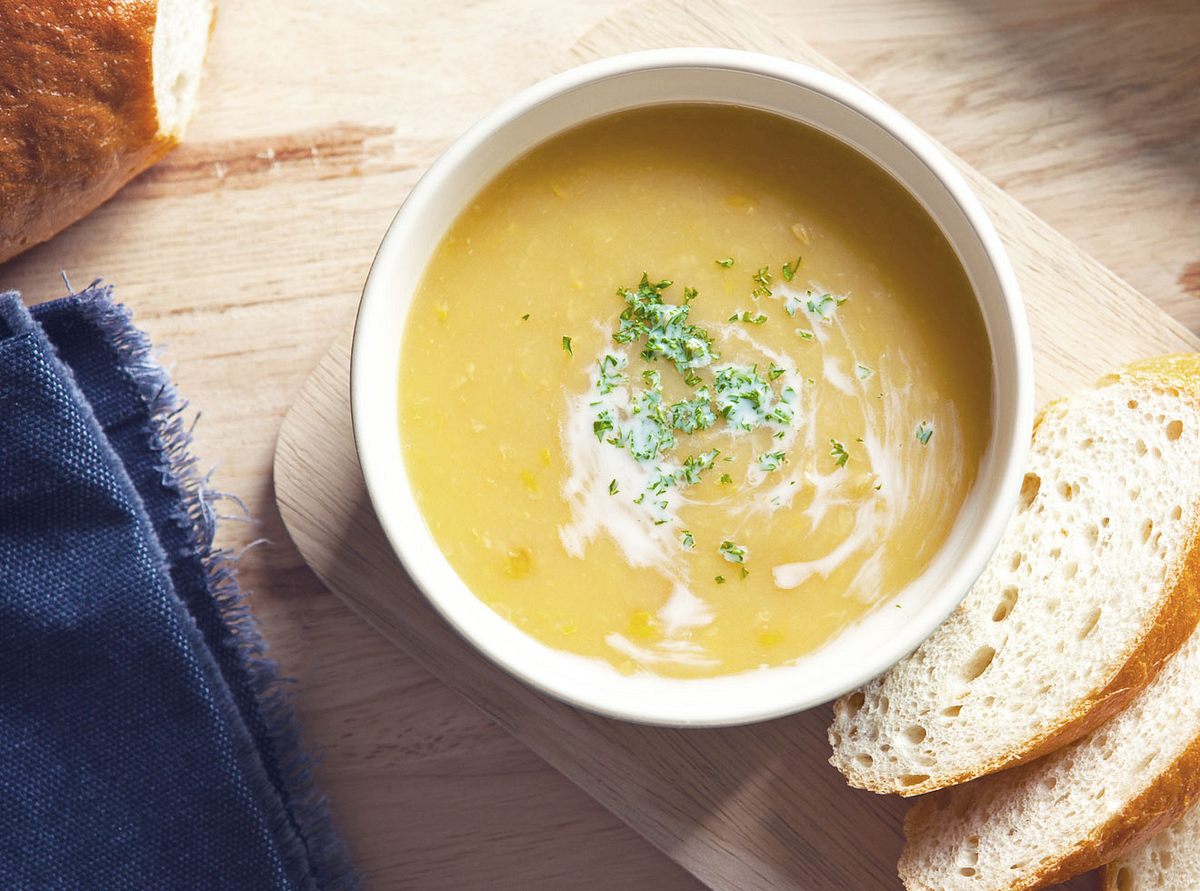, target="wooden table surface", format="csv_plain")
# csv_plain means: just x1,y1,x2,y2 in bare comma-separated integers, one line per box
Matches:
3,1,1198,888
